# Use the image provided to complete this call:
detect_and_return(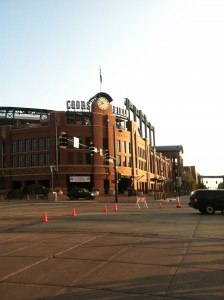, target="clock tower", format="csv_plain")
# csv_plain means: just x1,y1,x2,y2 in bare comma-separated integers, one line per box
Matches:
90,92,115,190
90,92,113,113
